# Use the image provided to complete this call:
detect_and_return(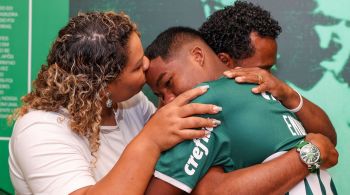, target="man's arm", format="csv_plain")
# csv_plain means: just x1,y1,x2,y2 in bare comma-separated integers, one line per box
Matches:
146,177,185,195
146,149,309,195
285,93,336,145
146,133,338,195
224,68,337,145
192,133,338,195
146,150,308,195
70,87,218,195
148,149,308,195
